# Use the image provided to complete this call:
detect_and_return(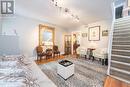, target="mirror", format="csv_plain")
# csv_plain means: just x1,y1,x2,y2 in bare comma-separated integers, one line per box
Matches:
42,30,53,45
39,24,55,47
